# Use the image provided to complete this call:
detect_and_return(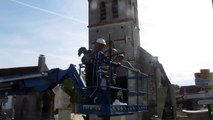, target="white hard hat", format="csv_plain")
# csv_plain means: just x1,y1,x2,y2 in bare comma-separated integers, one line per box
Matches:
96,38,106,45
